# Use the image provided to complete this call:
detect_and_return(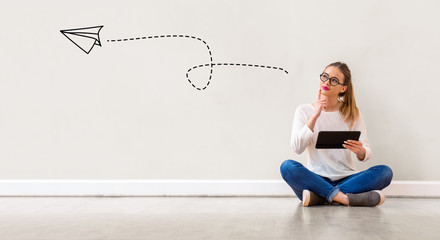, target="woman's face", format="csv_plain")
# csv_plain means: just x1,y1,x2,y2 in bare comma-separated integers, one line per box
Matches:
320,66,347,98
